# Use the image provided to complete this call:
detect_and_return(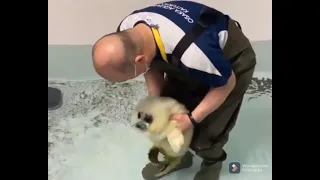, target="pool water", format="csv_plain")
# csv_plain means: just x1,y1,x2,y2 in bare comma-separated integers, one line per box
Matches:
48,75,272,180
